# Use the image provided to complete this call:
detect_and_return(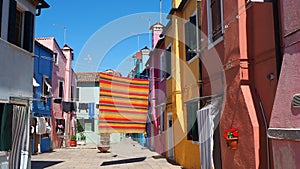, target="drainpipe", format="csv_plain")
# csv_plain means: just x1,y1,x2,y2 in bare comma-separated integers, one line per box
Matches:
197,0,203,107
272,0,282,79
